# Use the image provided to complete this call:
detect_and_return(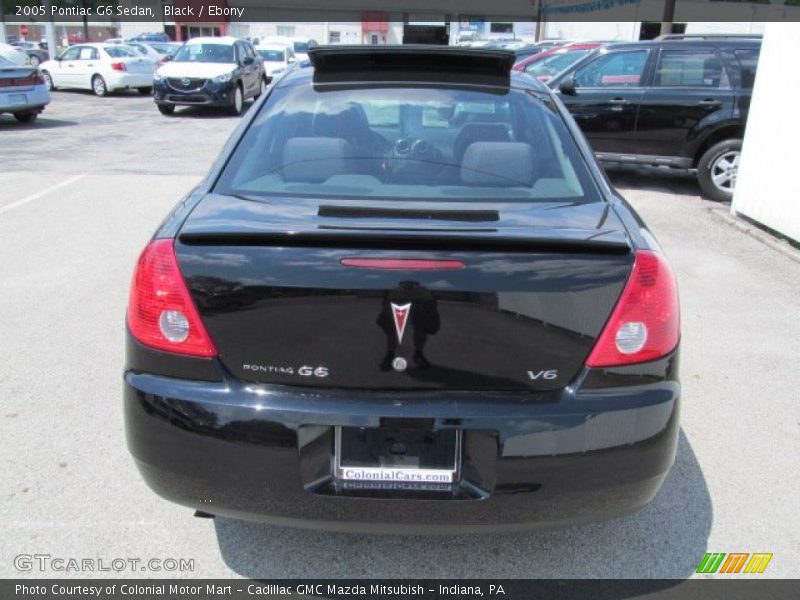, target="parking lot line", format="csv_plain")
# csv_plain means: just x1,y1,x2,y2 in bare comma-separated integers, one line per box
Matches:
0,173,88,216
